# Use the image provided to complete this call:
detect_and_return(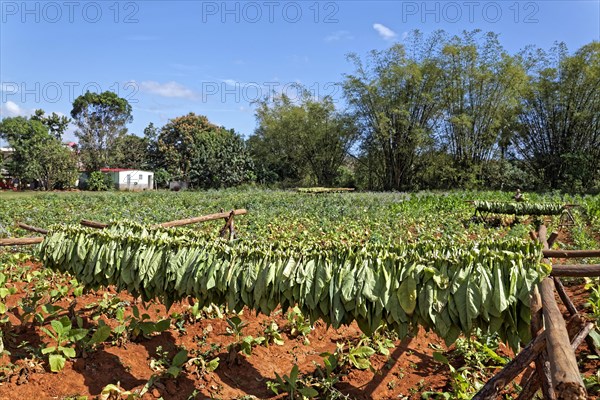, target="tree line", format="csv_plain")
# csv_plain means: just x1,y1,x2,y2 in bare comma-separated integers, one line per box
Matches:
1,30,598,192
